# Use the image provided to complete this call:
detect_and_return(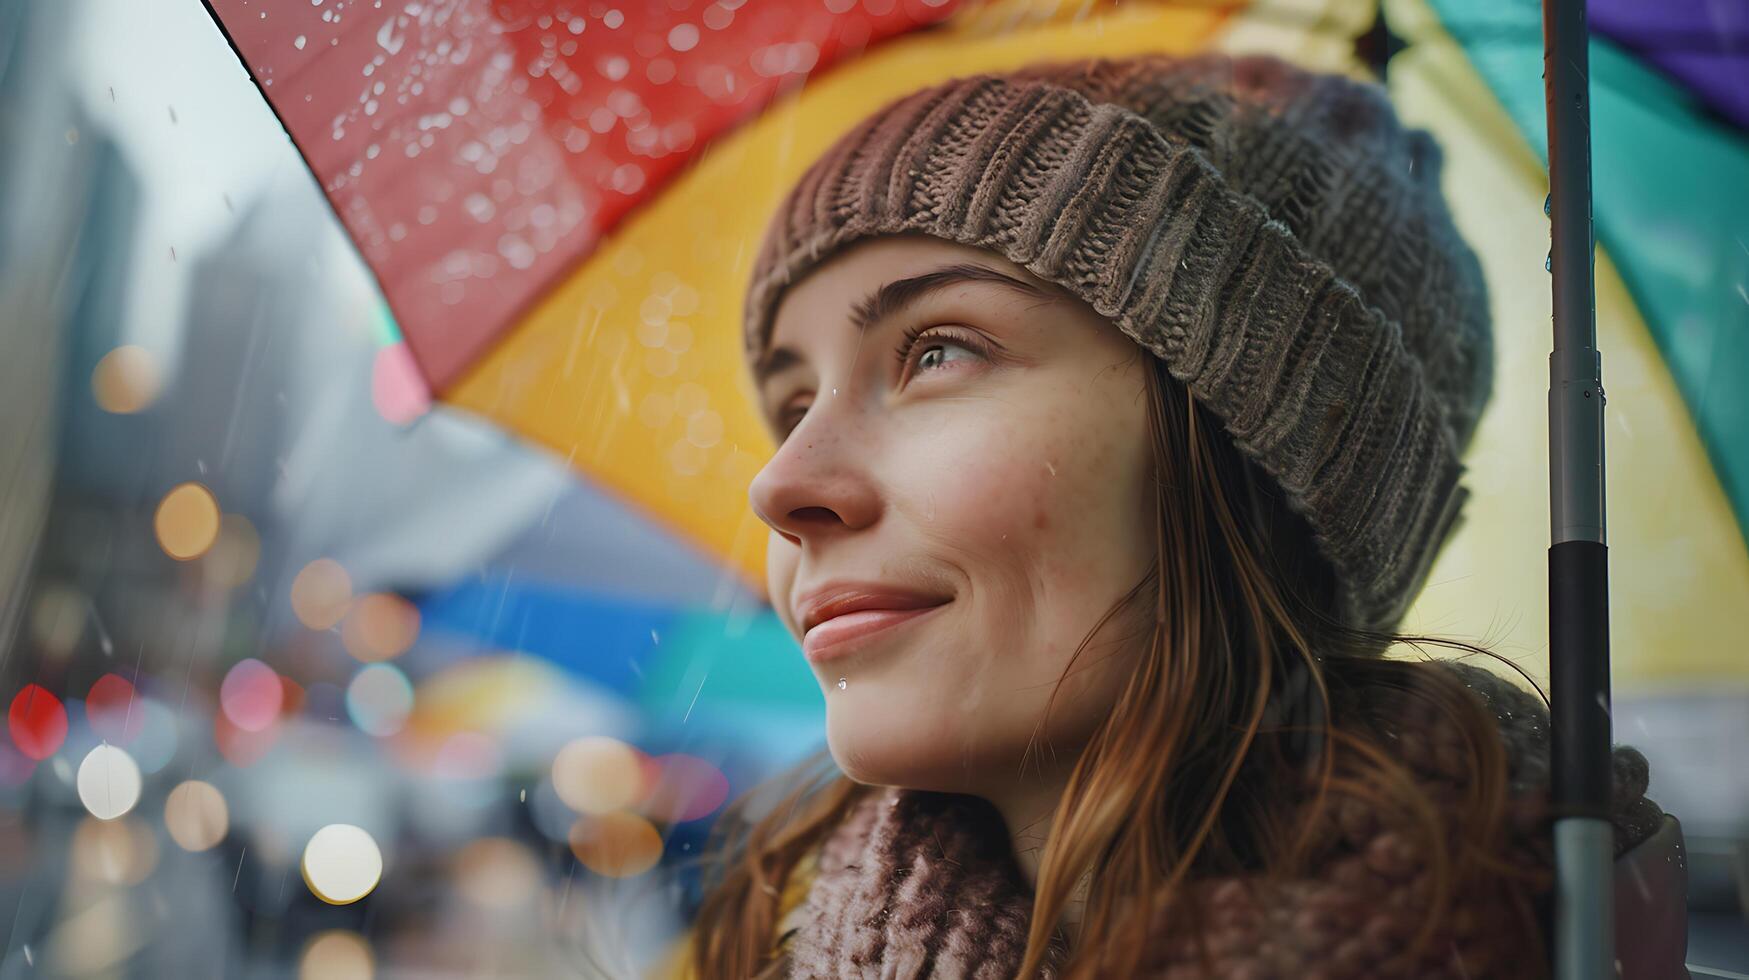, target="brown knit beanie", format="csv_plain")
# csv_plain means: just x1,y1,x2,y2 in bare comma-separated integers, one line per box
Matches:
743,52,1494,634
